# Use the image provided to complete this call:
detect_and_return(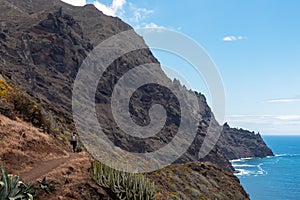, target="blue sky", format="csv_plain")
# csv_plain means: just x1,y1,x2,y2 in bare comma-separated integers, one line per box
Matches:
62,0,300,135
